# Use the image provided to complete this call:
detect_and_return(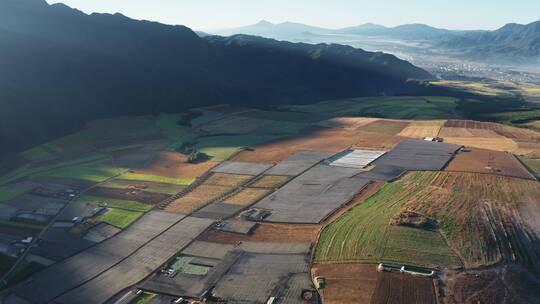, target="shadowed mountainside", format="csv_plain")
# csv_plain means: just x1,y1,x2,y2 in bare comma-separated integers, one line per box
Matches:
0,0,431,159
